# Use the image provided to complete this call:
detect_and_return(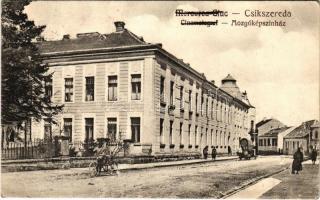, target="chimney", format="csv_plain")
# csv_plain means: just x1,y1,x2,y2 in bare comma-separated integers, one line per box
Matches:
62,34,70,40
114,21,125,32
211,80,215,85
